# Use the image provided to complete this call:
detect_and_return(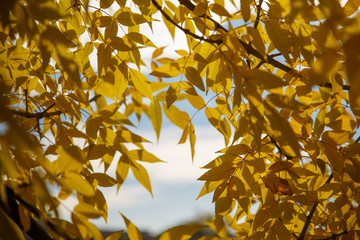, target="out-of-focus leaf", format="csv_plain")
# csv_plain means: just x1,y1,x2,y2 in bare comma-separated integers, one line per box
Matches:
120,213,143,240
159,224,207,240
